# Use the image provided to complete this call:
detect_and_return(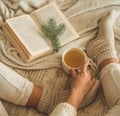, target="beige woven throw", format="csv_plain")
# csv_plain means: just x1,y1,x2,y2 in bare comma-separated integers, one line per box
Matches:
1,0,120,116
